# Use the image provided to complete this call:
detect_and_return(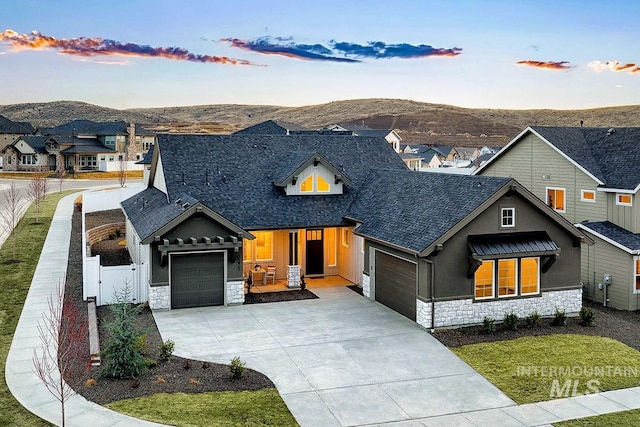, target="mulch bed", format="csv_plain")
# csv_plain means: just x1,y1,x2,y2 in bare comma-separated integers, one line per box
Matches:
62,209,274,405
433,301,640,350
346,284,364,296
245,289,318,304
